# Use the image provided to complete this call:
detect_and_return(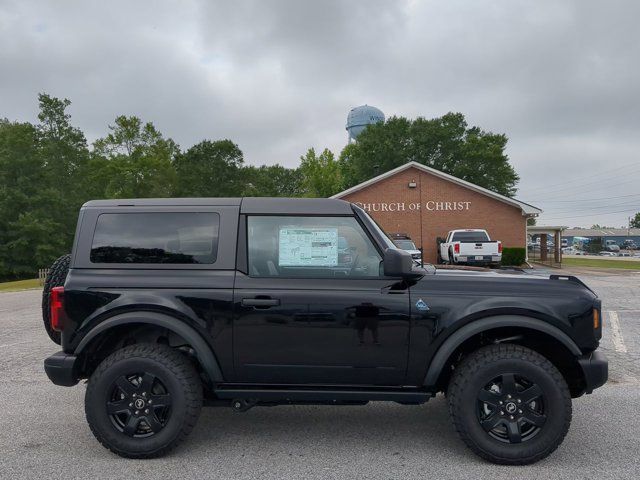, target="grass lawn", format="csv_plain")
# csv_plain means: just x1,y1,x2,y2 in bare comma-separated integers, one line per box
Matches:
0,278,42,292
563,257,640,270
